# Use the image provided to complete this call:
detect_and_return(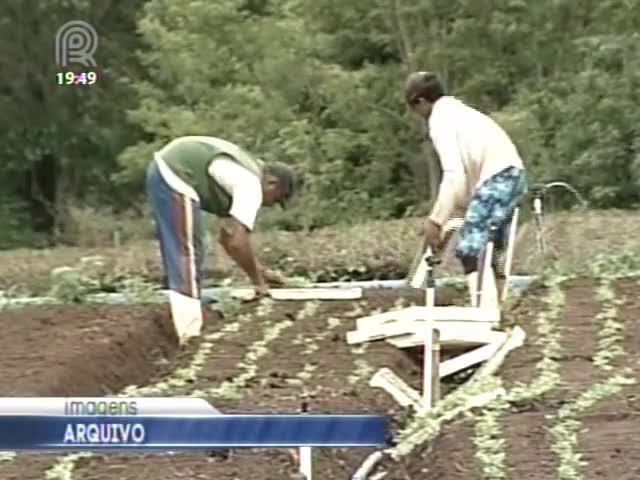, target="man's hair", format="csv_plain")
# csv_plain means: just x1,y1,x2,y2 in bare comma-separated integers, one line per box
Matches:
405,71,446,105
264,162,299,204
